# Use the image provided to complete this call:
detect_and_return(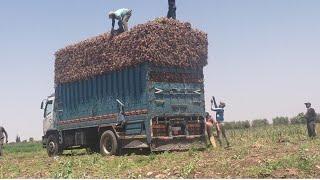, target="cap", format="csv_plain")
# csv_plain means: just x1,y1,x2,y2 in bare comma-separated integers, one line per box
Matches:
219,102,226,107
108,11,115,18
